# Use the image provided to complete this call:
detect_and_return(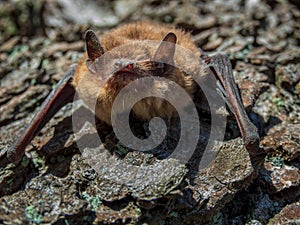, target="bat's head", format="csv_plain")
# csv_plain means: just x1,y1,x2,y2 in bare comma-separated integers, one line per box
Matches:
85,30,177,86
